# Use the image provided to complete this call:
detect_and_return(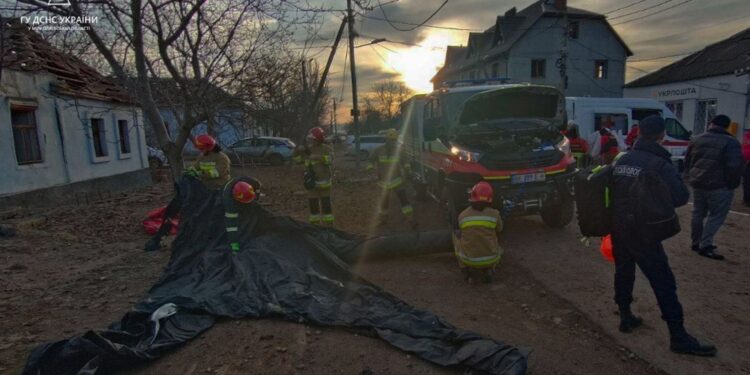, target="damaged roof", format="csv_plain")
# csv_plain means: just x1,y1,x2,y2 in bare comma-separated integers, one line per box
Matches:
0,18,134,104
433,0,632,83
625,27,750,88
